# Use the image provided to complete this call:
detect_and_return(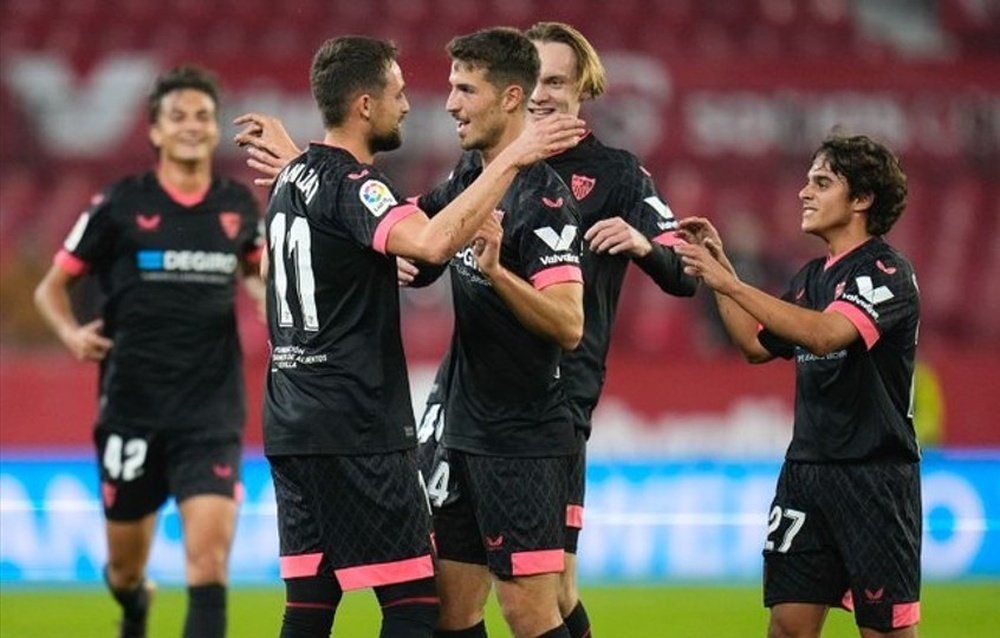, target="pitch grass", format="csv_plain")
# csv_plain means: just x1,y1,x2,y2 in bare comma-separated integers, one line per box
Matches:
1,582,997,637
